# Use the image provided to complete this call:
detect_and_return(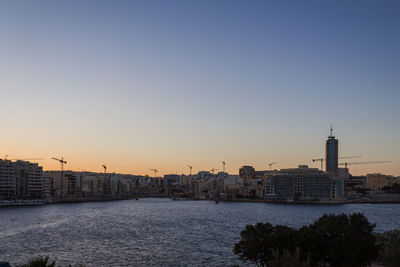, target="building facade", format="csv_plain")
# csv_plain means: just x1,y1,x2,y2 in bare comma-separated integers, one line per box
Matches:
43,176,54,198
264,165,338,201
366,173,397,193
0,160,43,199
326,127,338,175
0,160,17,198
